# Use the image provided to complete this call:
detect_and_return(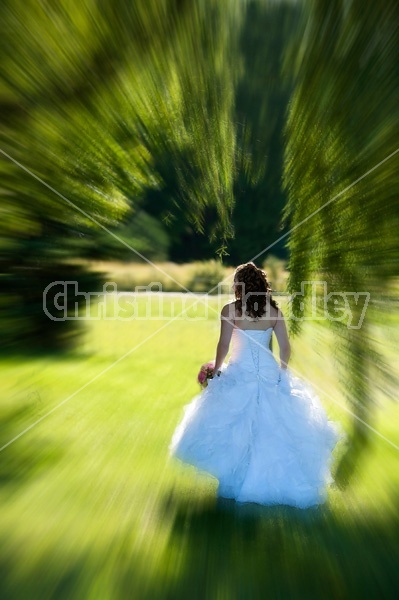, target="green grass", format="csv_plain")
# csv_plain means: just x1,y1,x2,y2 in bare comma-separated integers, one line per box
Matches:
0,295,398,599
